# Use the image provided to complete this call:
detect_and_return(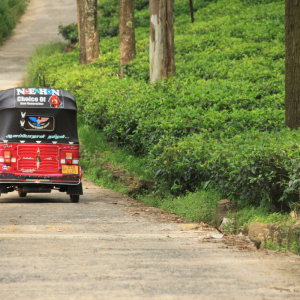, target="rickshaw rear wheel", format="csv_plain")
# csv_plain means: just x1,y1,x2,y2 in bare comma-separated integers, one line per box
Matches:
70,195,79,203
18,191,27,197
